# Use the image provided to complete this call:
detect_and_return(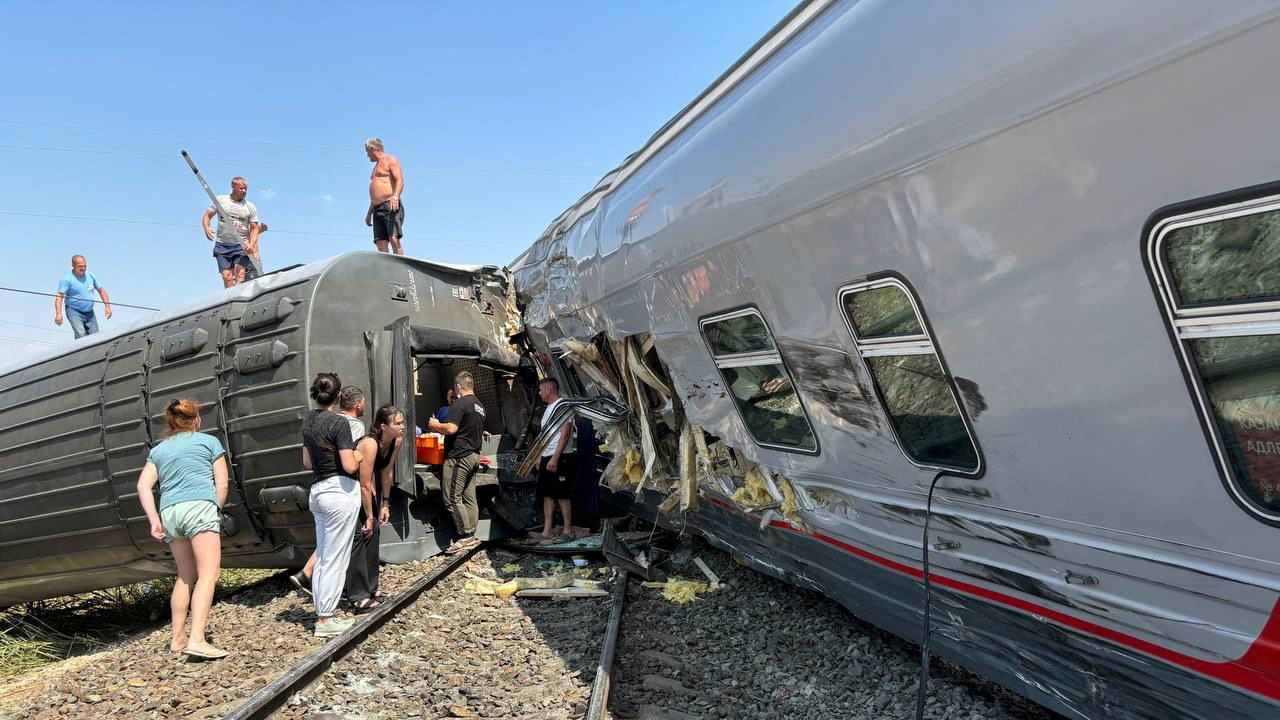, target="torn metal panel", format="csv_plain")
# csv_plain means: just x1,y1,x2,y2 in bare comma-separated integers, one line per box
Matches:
627,336,673,399
555,337,623,400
